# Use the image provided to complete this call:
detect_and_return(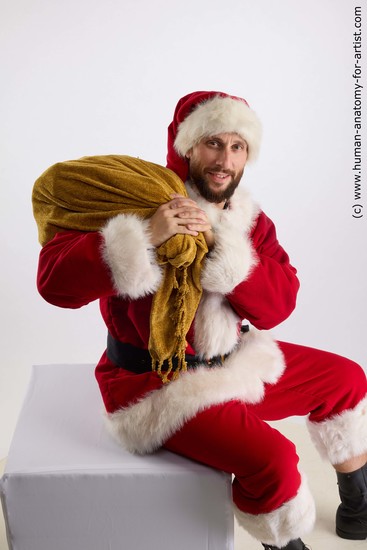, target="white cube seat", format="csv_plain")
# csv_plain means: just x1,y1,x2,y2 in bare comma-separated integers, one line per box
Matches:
0,364,234,550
